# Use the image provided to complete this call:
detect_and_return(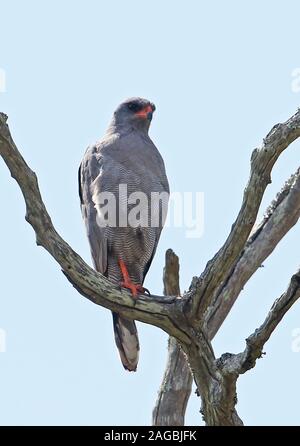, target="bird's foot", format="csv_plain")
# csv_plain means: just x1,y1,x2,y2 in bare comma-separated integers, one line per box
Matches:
118,259,151,298
120,281,148,298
